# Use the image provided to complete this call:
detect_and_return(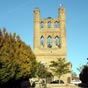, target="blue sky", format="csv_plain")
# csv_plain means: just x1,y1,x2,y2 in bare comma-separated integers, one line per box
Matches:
0,0,88,75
